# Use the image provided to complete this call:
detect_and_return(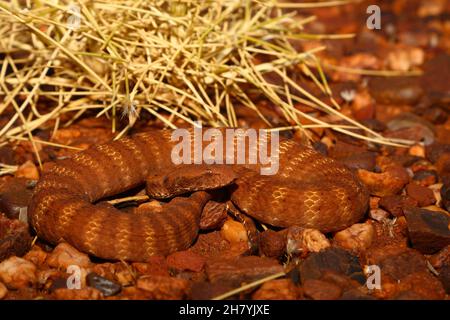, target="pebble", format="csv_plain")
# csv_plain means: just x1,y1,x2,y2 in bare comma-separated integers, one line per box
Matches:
259,229,286,258
132,256,169,277
404,207,450,254
91,263,134,287
357,165,409,197
303,279,342,300
333,222,374,253
15,160,39,180
299,247,365,285
23,245,48,267
86,272,121,297
166,250,206,273
252,279,300,300
378,195,417,217
286,227,330,257
205,256,283,286
362,245,445,299
220,219,248,245
189,281,236,300
0,213,32,260
405,183,436,207
337,152,376,171
136,275,189,300
369,208,390,222
0,256,37,289
0,178,34,219
53,287,103,300
46,242,92,270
